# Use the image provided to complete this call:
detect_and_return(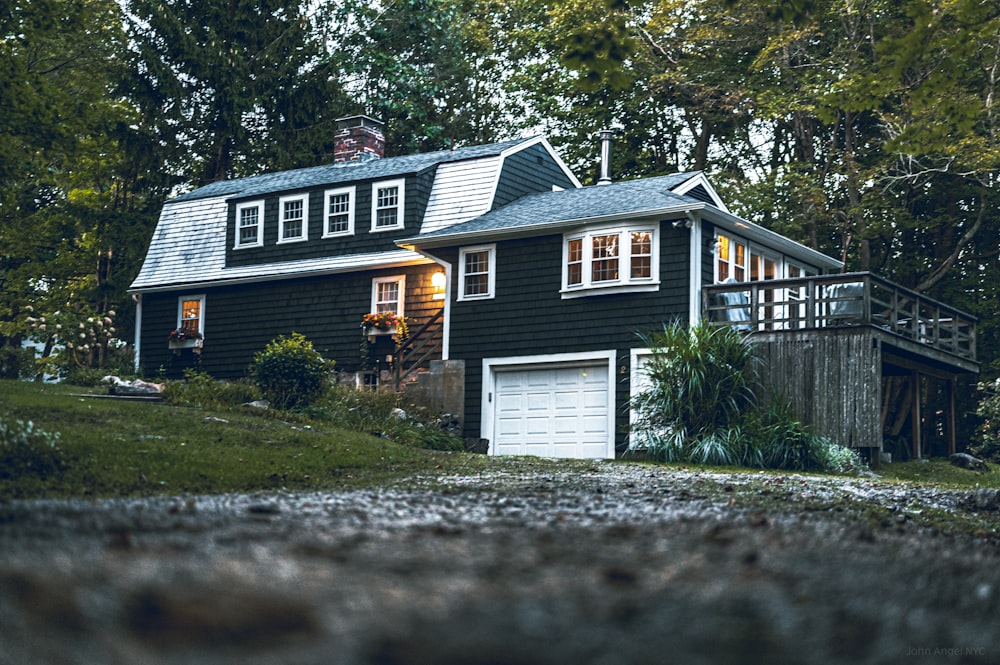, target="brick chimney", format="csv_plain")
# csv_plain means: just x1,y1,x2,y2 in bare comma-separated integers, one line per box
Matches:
333,115,386,163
